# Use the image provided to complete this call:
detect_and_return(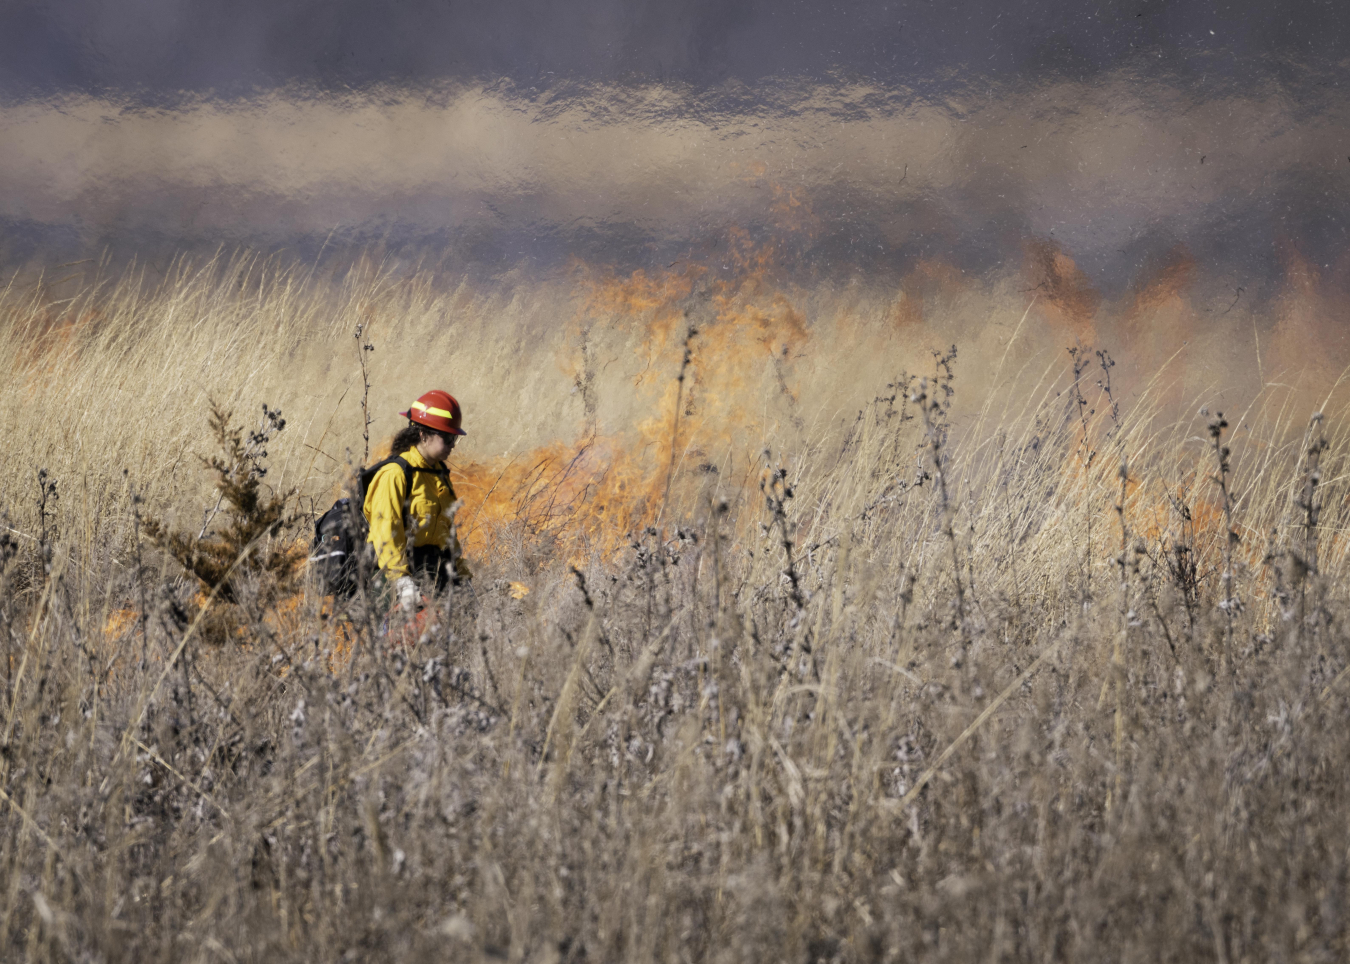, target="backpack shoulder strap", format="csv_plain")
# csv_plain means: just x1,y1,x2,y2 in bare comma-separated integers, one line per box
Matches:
362,454,444,531
359,455,402,497
393,456,416,530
